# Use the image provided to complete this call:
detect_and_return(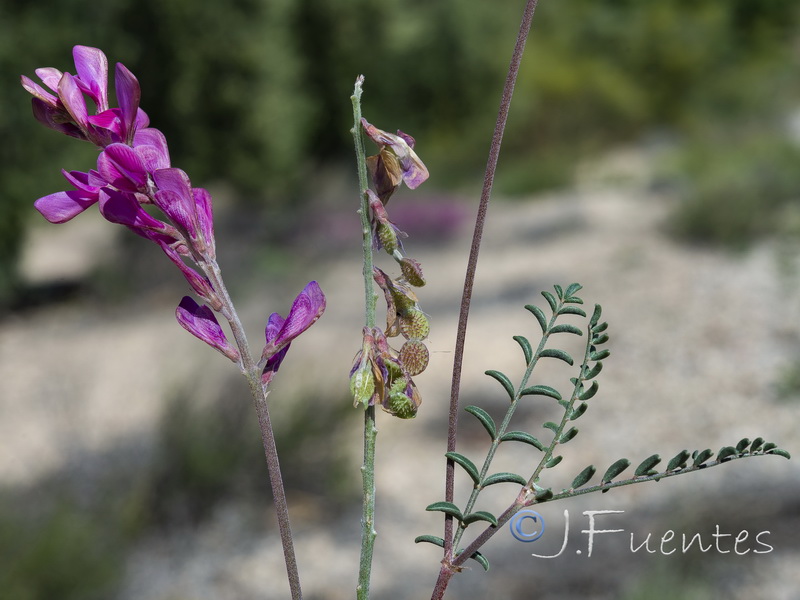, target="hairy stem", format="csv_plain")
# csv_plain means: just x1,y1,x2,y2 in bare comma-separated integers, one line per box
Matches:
352,75,379,600
438,0,539,594
204,260,302,600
